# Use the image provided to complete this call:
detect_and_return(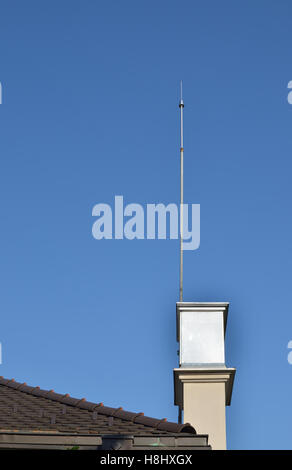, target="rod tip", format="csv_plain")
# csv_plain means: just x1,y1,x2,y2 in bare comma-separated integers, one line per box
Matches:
179,81,184,107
